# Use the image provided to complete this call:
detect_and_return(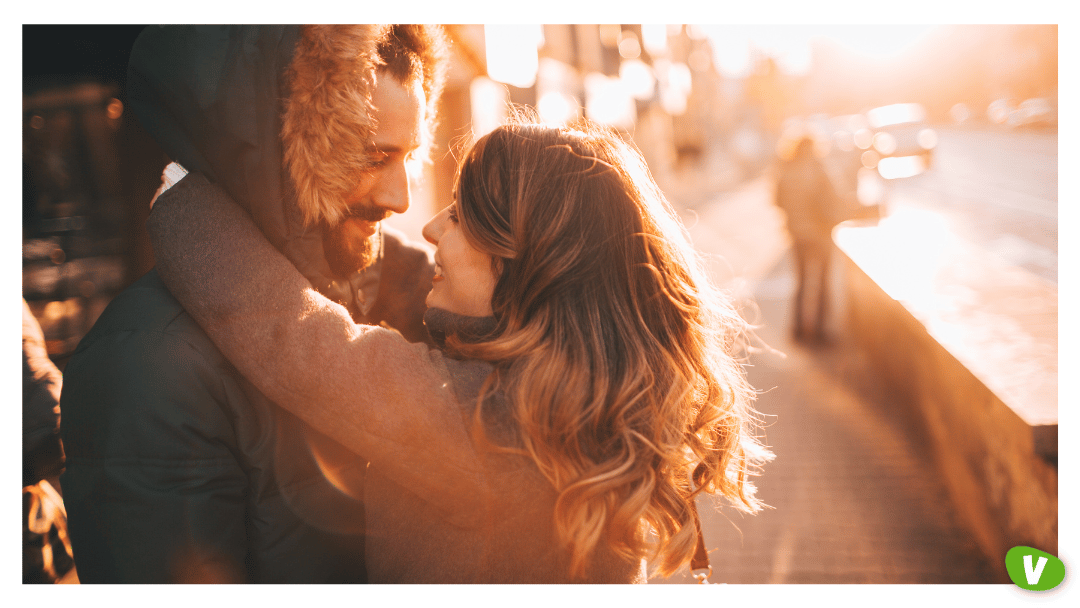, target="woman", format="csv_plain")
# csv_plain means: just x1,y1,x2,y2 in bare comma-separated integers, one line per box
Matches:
147,119,770,583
